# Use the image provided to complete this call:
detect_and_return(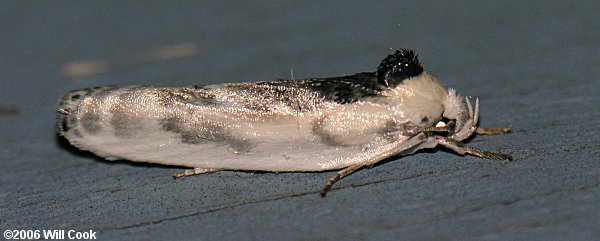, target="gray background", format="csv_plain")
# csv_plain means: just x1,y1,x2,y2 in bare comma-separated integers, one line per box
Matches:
1,1,599,240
